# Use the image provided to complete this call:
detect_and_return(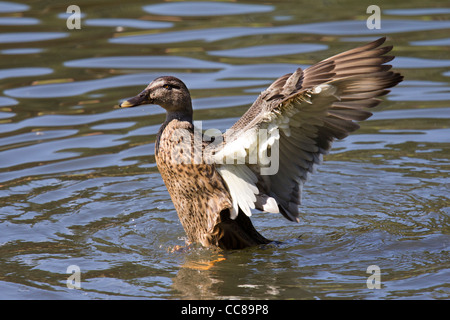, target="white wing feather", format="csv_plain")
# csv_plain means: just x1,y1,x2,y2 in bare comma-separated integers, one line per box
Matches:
216,165,258,218
214,83,336,219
